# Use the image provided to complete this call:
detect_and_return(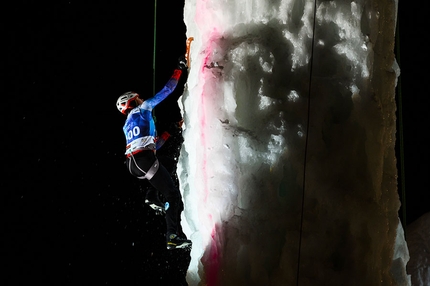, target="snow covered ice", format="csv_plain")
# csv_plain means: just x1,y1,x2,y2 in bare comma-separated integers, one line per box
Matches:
177,0,410,285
